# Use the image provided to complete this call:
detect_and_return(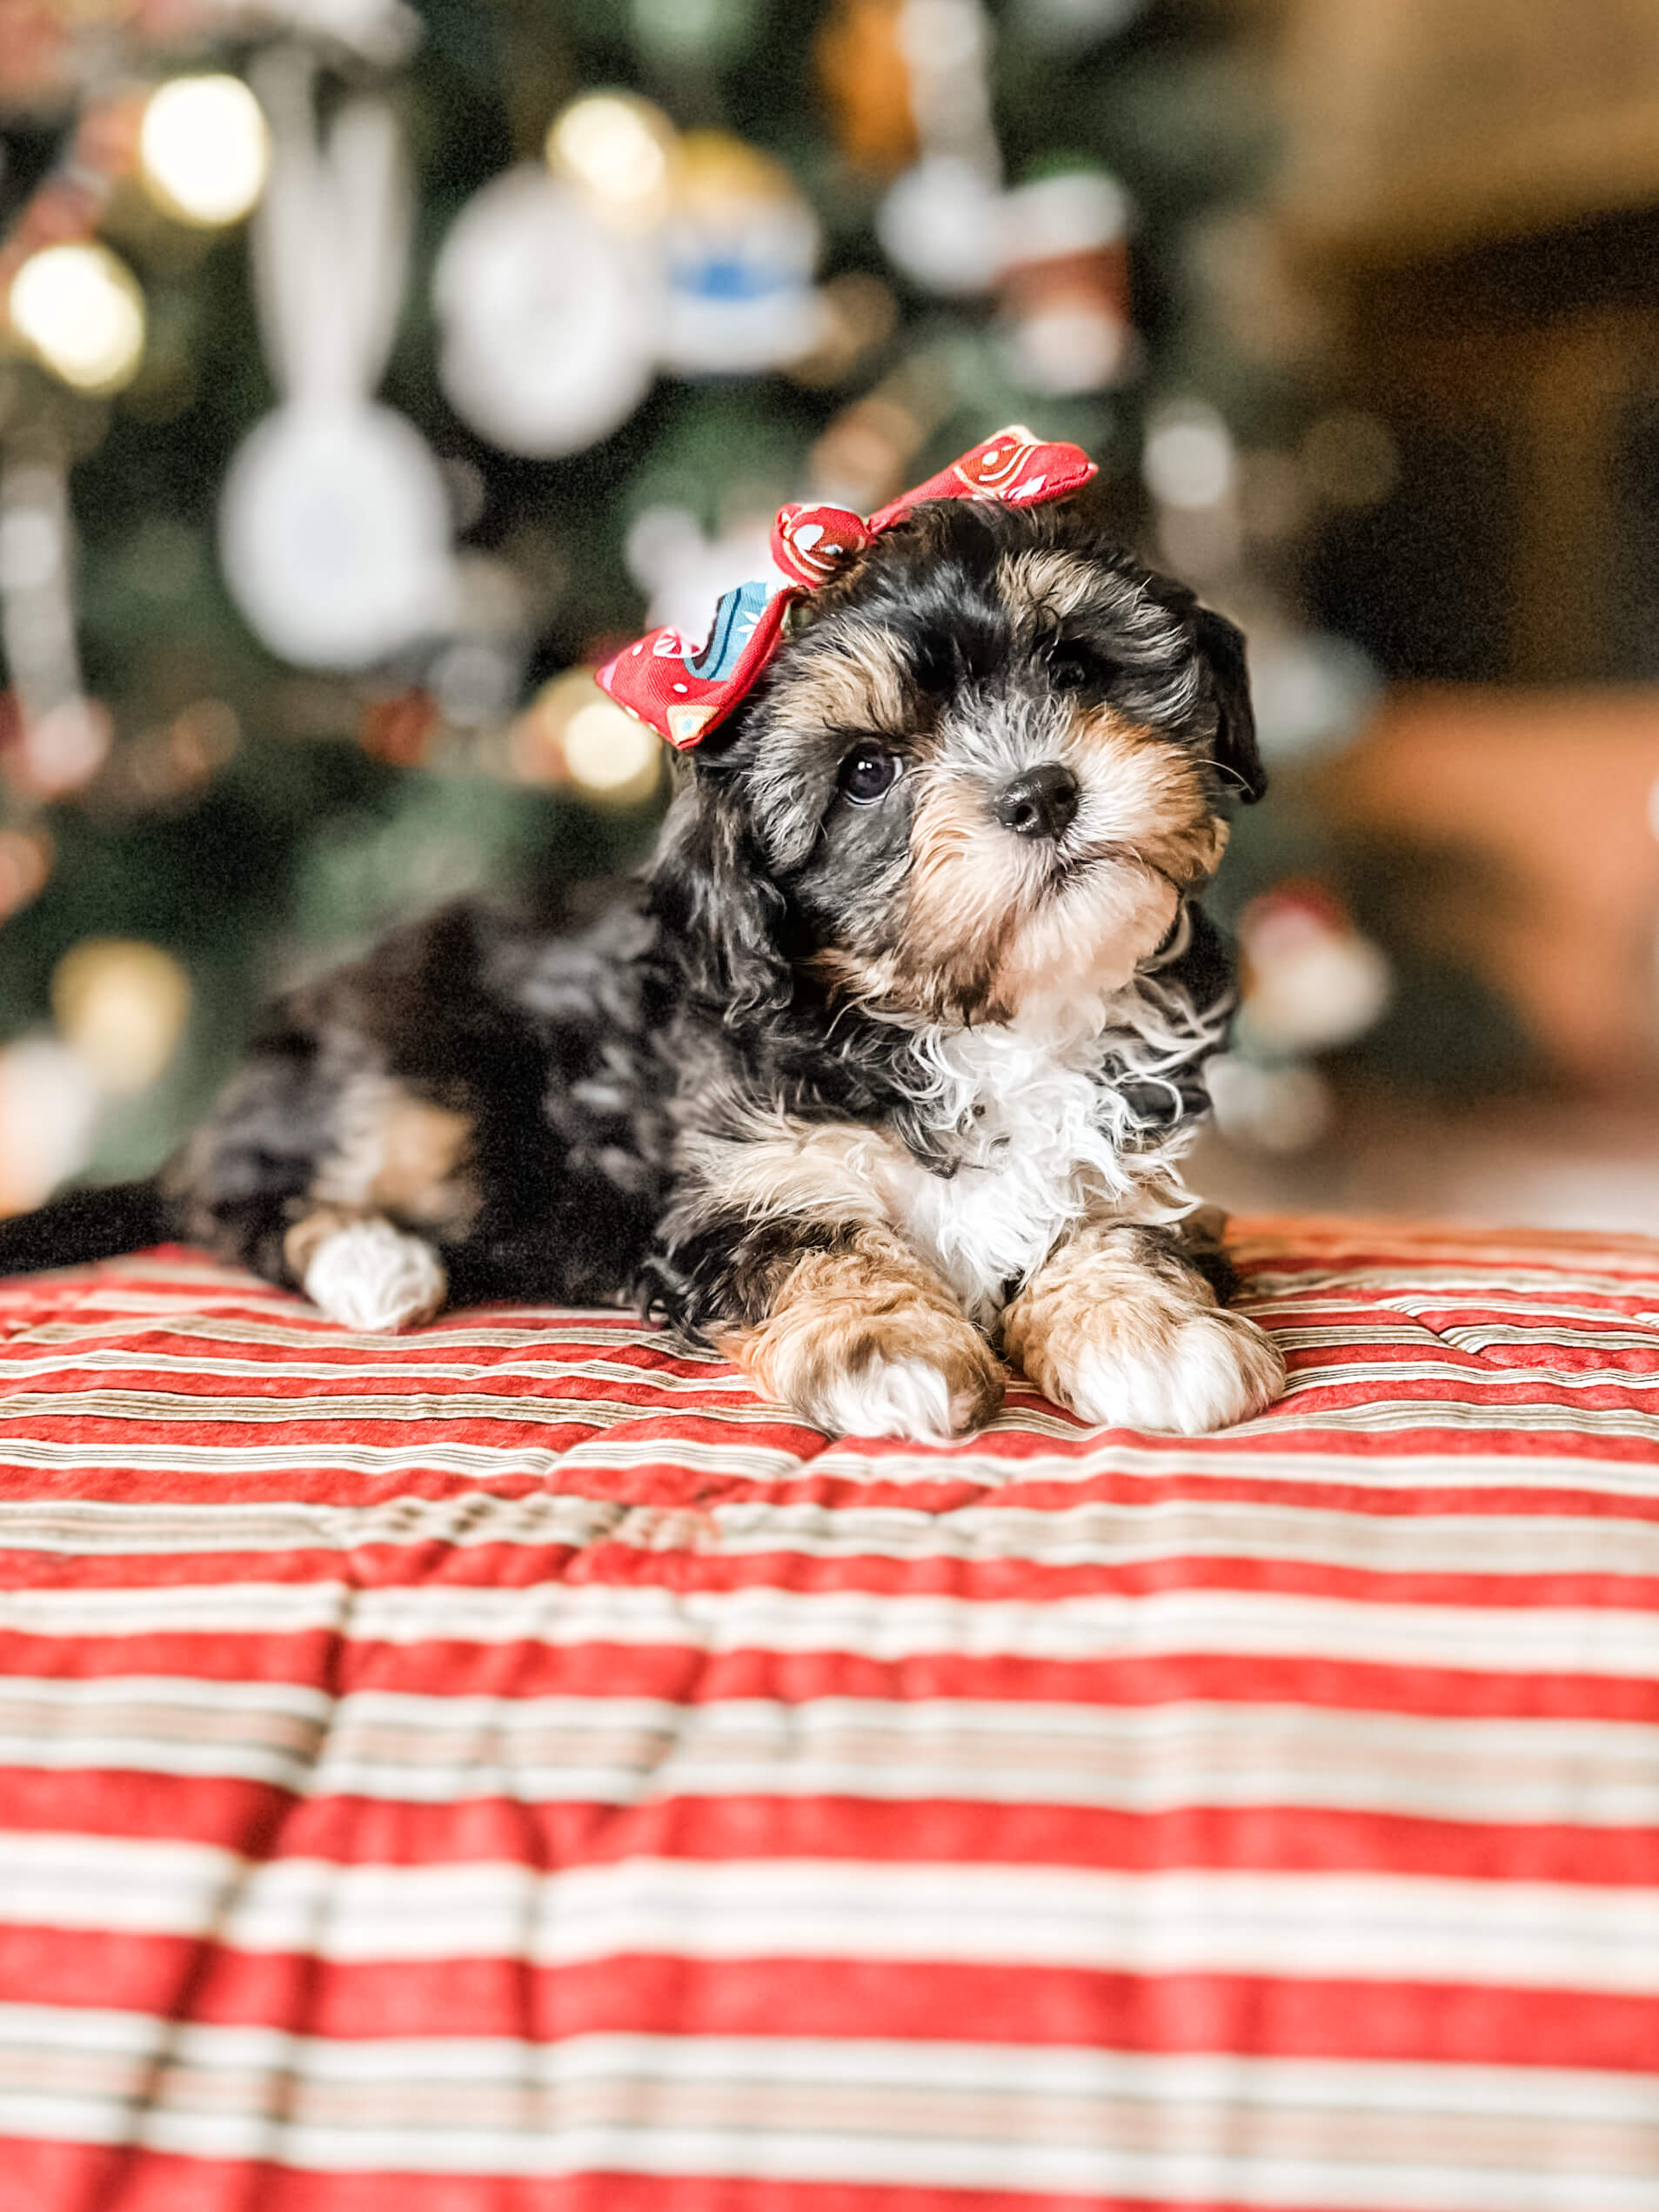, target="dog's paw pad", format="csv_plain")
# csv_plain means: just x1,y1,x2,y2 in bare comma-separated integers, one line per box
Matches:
304,1220,447,1333
1064,1310,1285,1435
